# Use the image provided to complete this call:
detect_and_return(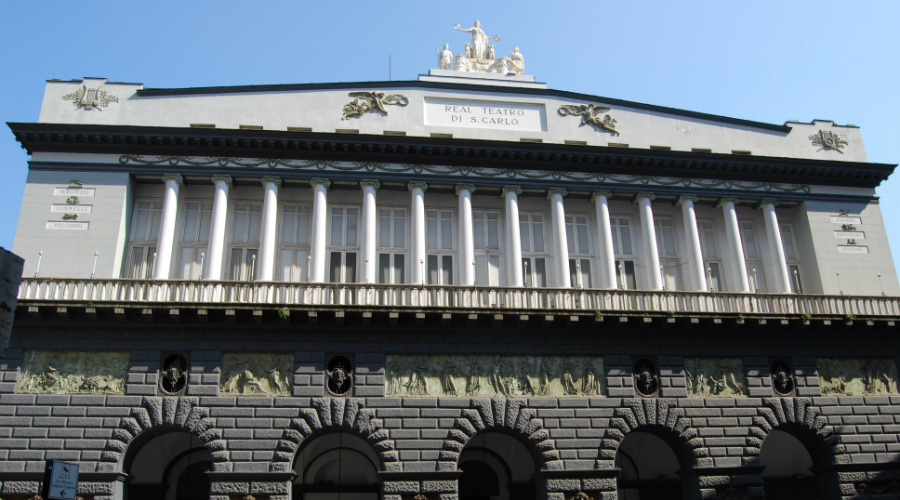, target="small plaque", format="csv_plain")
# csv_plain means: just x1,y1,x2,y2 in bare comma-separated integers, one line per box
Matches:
53,188,95,197
424,98,546,131
50,205,93,214
45,221,89,230
833,231,865,239
830,216,861,225
838,245,869,254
